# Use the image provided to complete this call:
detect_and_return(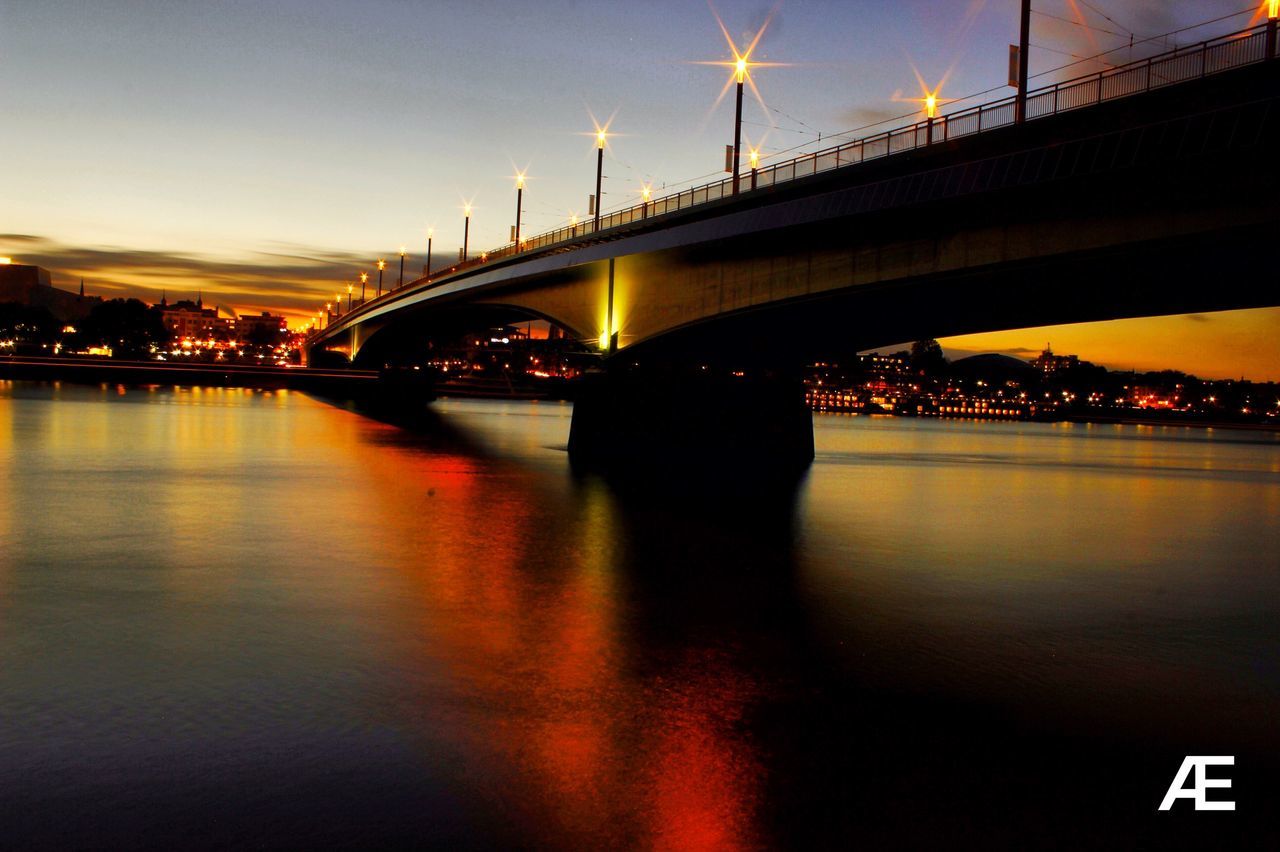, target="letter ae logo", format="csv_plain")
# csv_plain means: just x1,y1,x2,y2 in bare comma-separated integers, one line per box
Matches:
1159,756,1235,811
